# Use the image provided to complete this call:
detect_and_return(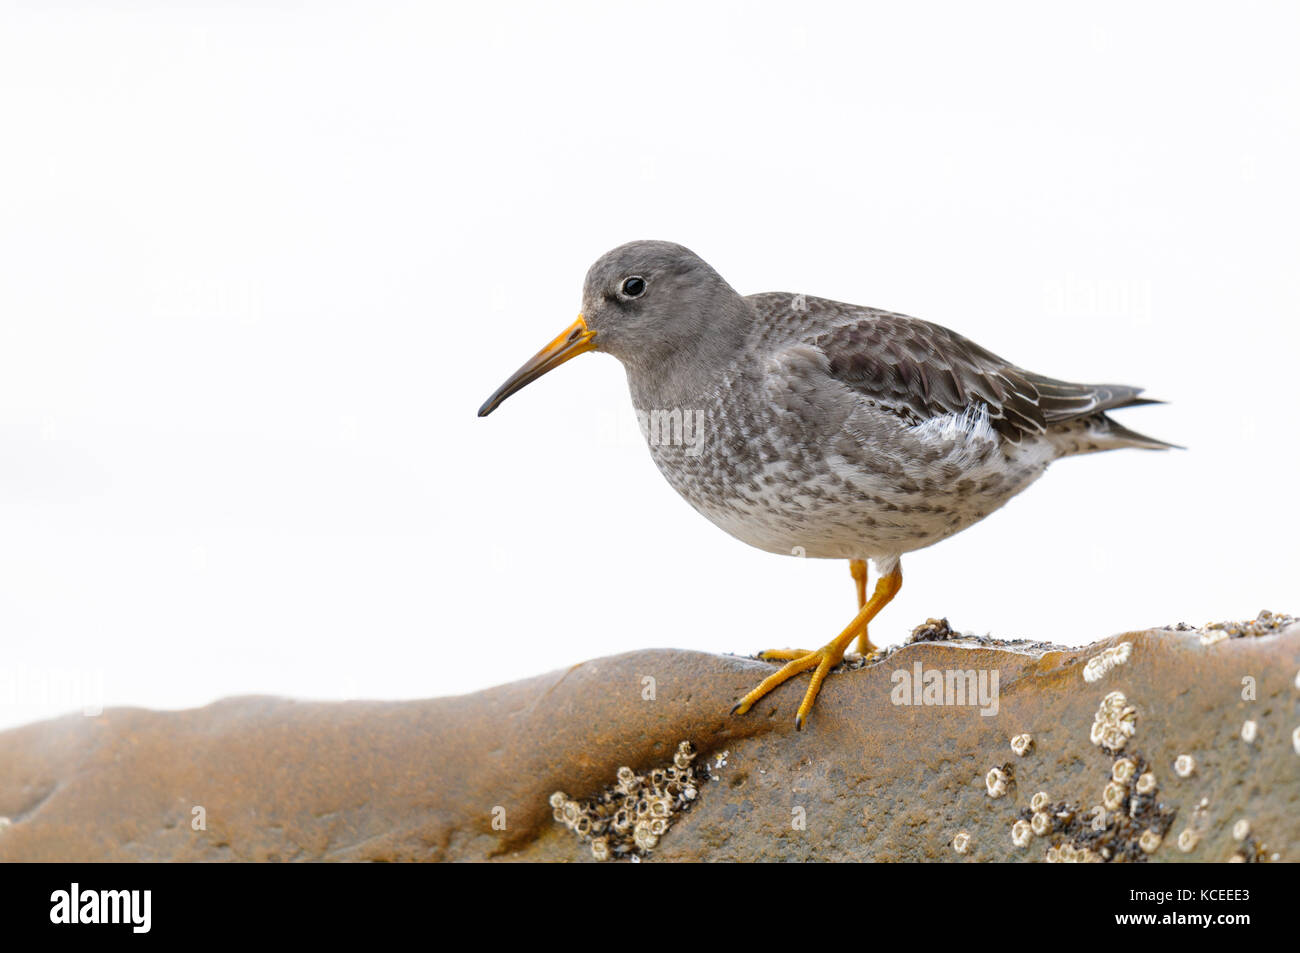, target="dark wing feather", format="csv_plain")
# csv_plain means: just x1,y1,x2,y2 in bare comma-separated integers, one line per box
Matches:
812,310,1149,442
